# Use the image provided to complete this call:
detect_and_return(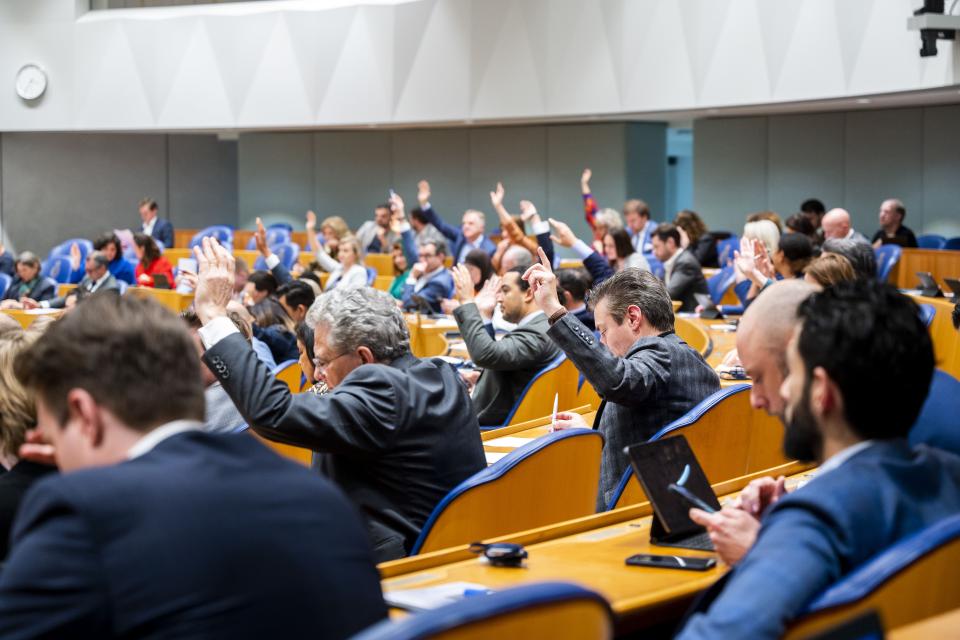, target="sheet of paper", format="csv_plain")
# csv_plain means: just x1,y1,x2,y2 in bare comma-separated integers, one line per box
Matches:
384,582,492,612
484,451,510,465
710,323,738,332
23,308,61,316
484,436,534,448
